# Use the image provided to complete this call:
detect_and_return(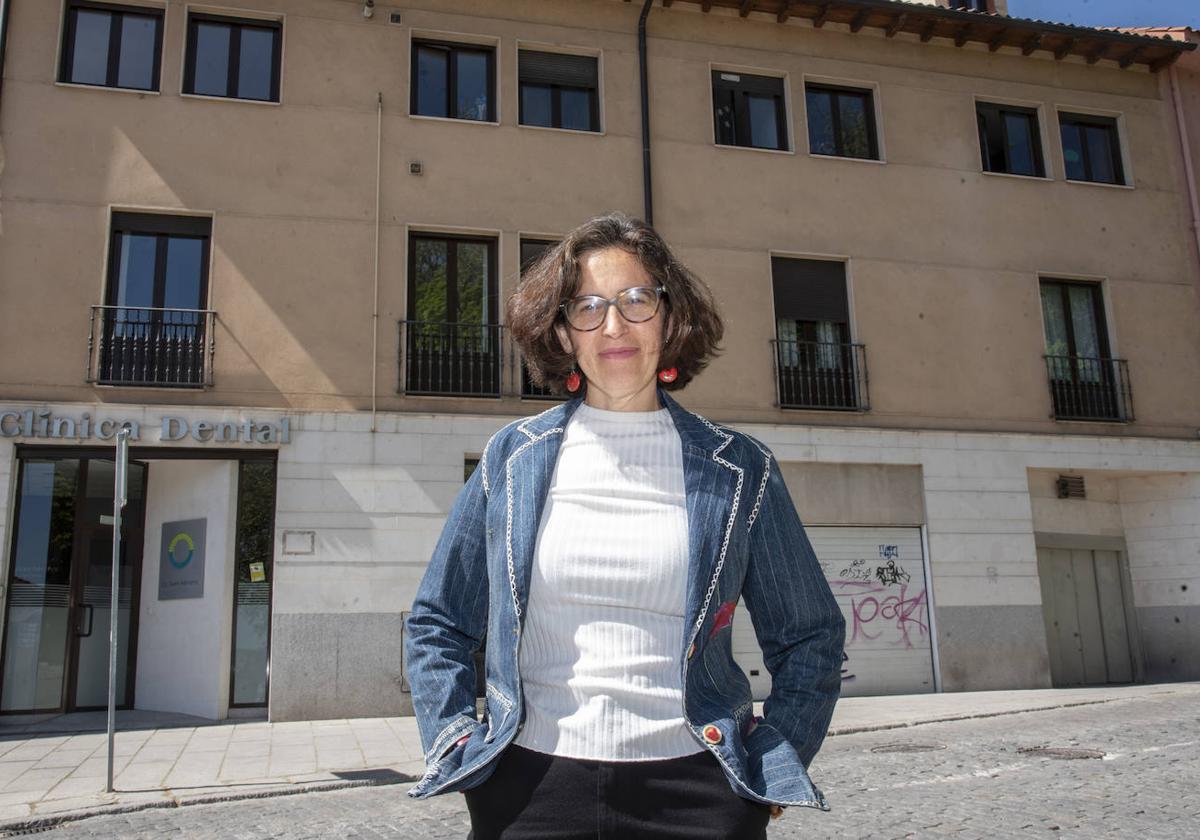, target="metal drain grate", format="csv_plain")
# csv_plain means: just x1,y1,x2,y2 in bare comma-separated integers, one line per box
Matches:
1018,746,1105,760
870,741,947,753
